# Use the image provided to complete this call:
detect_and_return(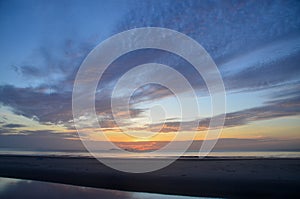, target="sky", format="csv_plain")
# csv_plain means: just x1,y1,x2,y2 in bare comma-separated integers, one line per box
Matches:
0,0,300,152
